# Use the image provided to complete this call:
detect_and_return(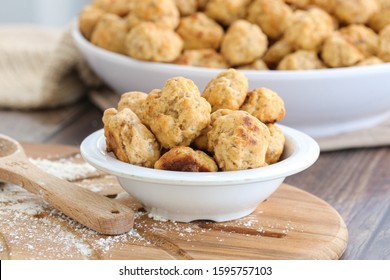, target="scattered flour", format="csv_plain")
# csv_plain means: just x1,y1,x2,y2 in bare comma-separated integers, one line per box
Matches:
0,157,299,259
243,220,257,227
29,158,96,180
147,213,168,222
